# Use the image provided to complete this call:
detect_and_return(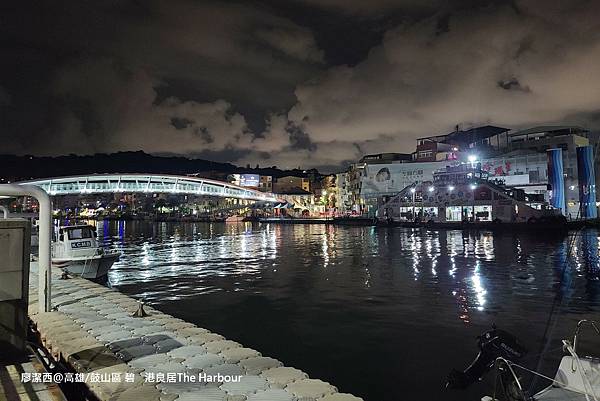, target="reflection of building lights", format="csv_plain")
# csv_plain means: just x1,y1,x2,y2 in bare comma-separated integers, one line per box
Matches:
448,185,455,191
